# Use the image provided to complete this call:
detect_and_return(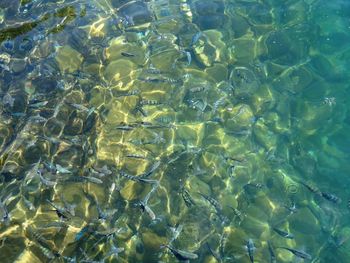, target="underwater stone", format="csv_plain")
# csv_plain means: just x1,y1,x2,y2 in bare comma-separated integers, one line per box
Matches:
55,45,83,73
205,63,228,82
175,123,204,146
104,59,136,86
230,66,259,99
264,29,309,65
69,27,88,51
193,30,231,67
232,36,258,63
334,227,350,262
289,207,320,235
247,3,273,26
191,0,225,30
224,104,254,132
141,230,167,251
10,58,26,74
118,1,153,26
120,181,143,201
231,13,250,38
253,118,277,151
